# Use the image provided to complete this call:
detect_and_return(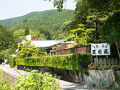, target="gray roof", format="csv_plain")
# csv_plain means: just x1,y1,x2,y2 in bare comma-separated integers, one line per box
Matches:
31,40,62,48
21,39,75,48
